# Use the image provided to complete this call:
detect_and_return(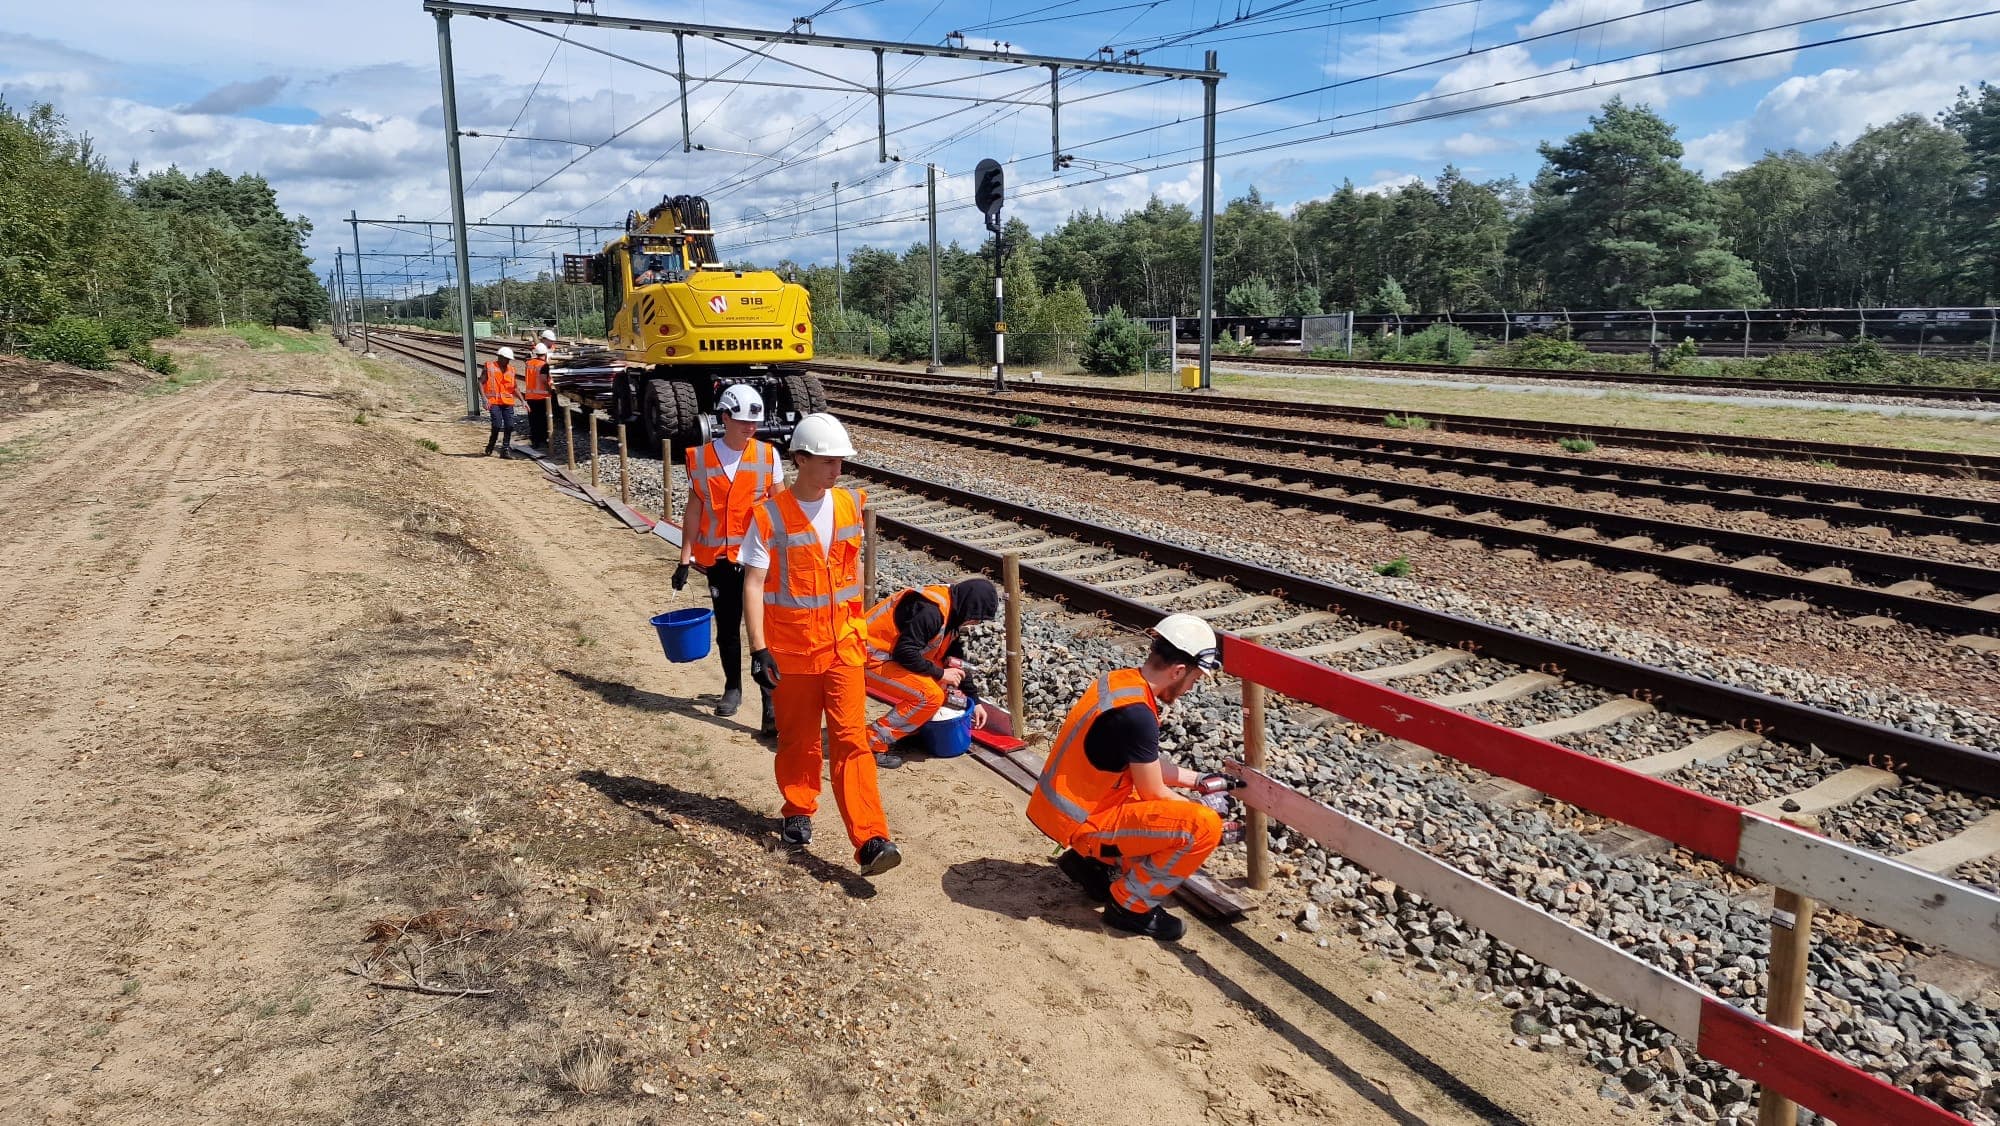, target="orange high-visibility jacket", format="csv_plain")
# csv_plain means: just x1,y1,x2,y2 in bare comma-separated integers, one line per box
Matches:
862,584,953,670
480,361,519,406
685,439,781,567
1026,668,1158,846
523,356,550,400
749,487,868,675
